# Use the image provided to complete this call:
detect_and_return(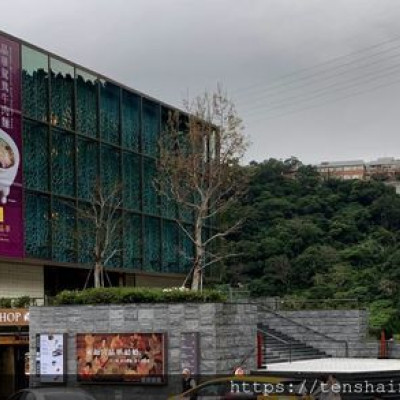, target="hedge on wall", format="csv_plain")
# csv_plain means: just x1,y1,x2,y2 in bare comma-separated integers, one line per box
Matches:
0,296,31,308
52,287,227,305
